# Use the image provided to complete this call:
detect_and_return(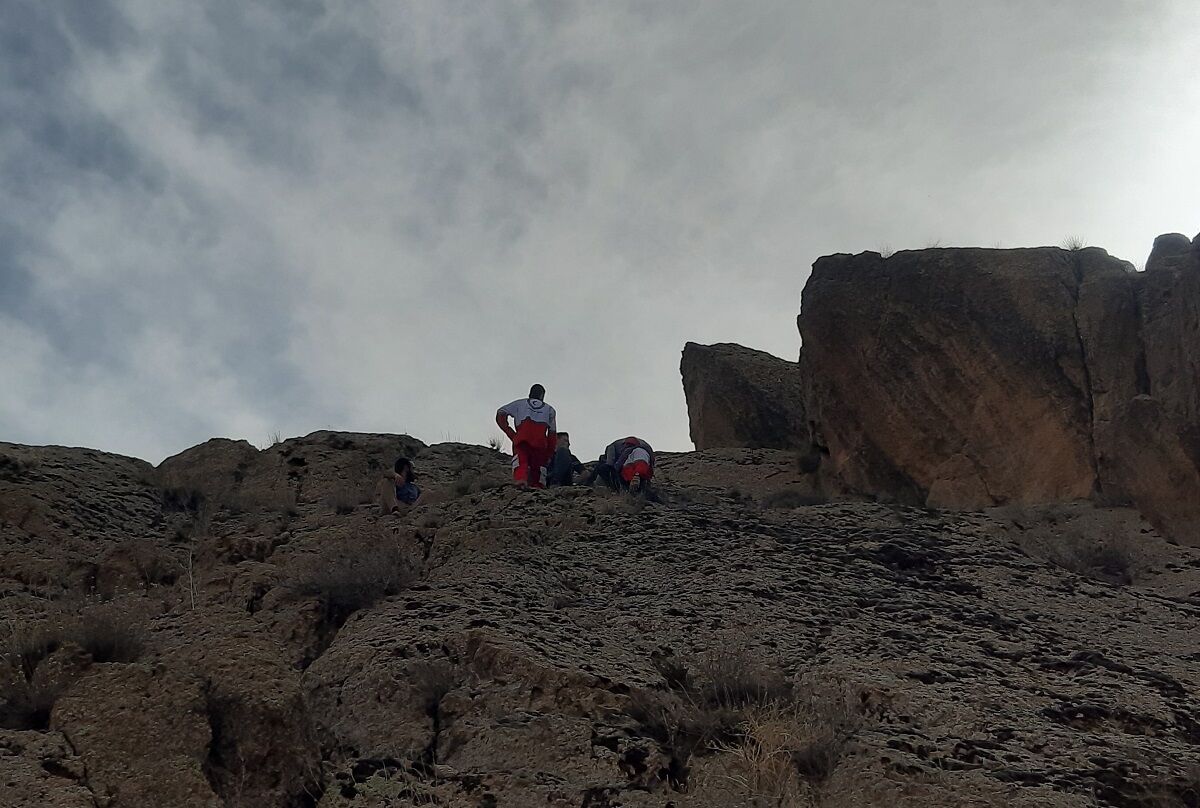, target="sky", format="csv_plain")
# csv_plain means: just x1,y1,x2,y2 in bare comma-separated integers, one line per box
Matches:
2,1,1199,464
